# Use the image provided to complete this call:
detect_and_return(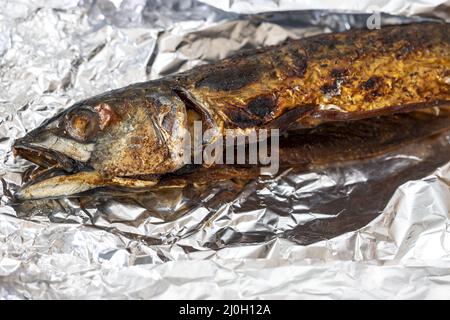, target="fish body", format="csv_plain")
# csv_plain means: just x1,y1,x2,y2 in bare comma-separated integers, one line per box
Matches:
13,22,450,199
